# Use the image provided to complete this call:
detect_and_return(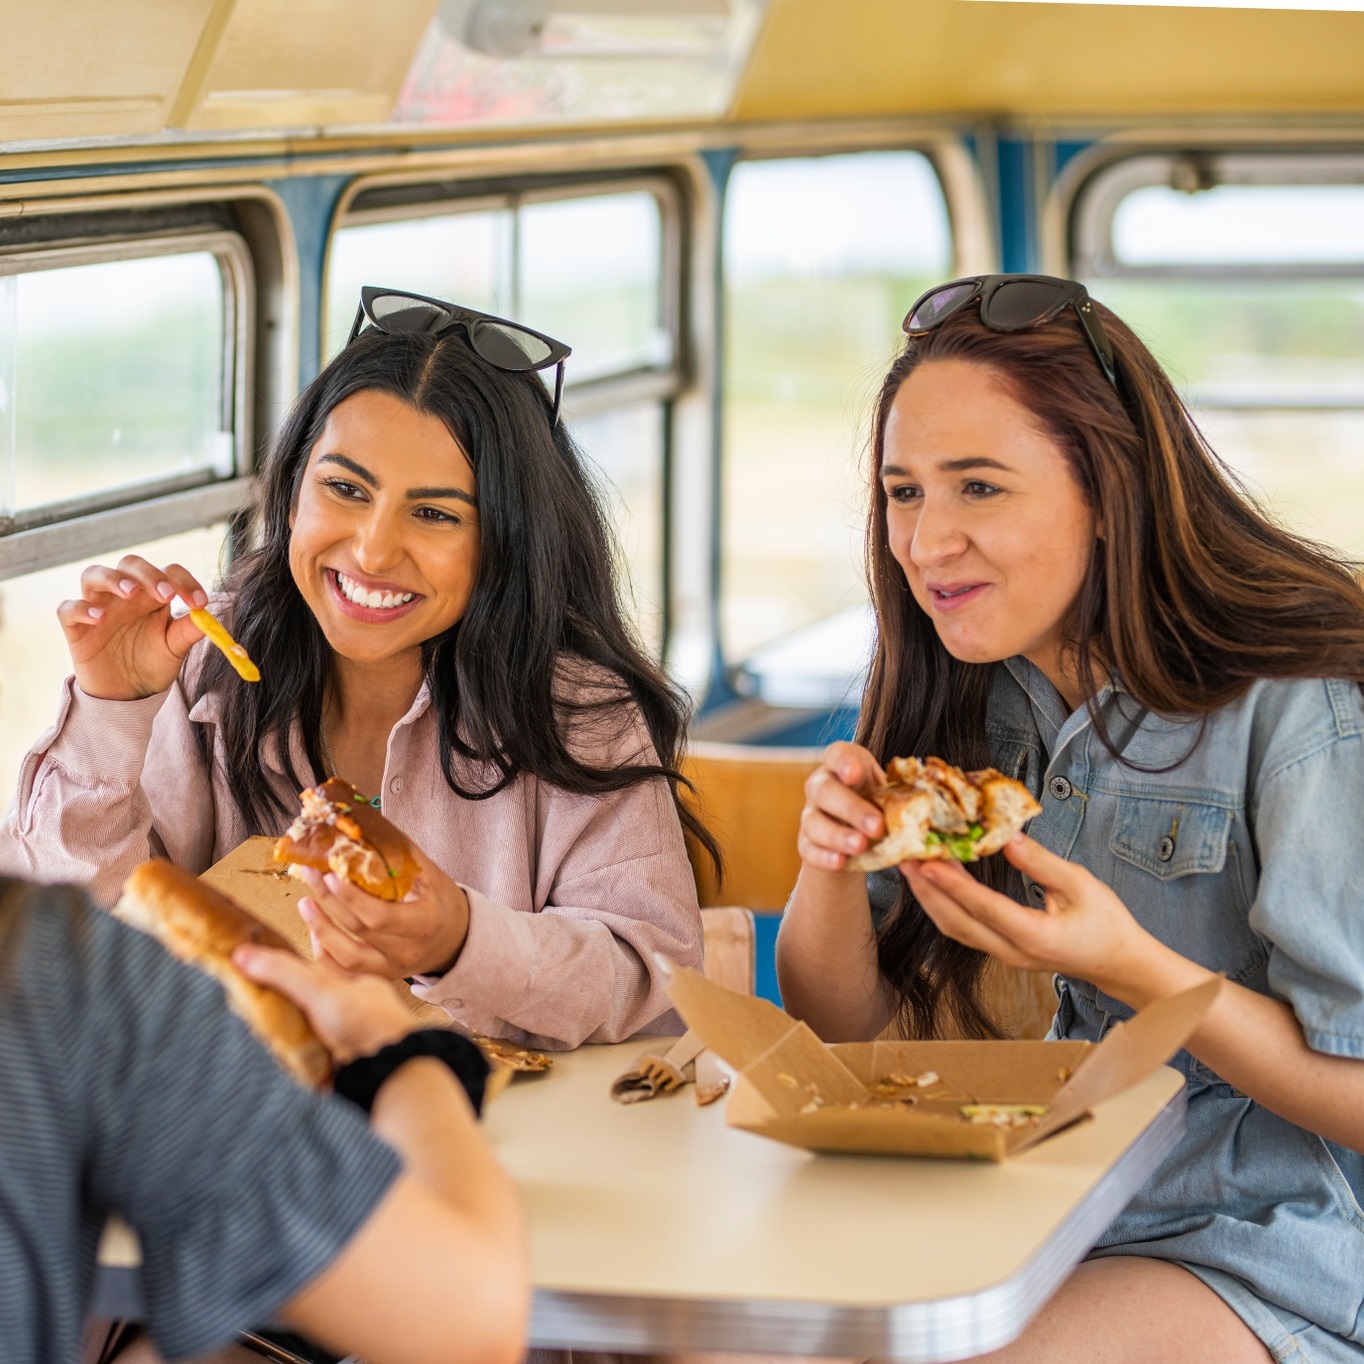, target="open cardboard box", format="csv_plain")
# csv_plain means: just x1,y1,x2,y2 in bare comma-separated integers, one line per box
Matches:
664,963,1220,1161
